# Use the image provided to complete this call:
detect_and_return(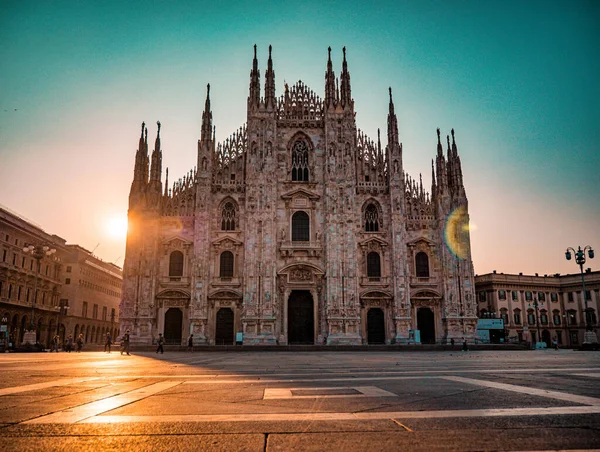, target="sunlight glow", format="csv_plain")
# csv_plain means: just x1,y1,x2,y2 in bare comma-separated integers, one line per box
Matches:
105,215,128,240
